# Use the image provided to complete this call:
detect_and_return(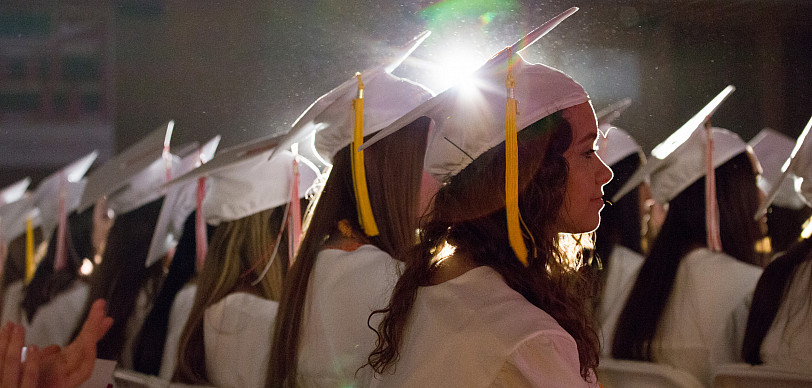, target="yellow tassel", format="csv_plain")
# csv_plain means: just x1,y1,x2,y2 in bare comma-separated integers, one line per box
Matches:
351,73,379,237
25,217,35,285
505,50,528,266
